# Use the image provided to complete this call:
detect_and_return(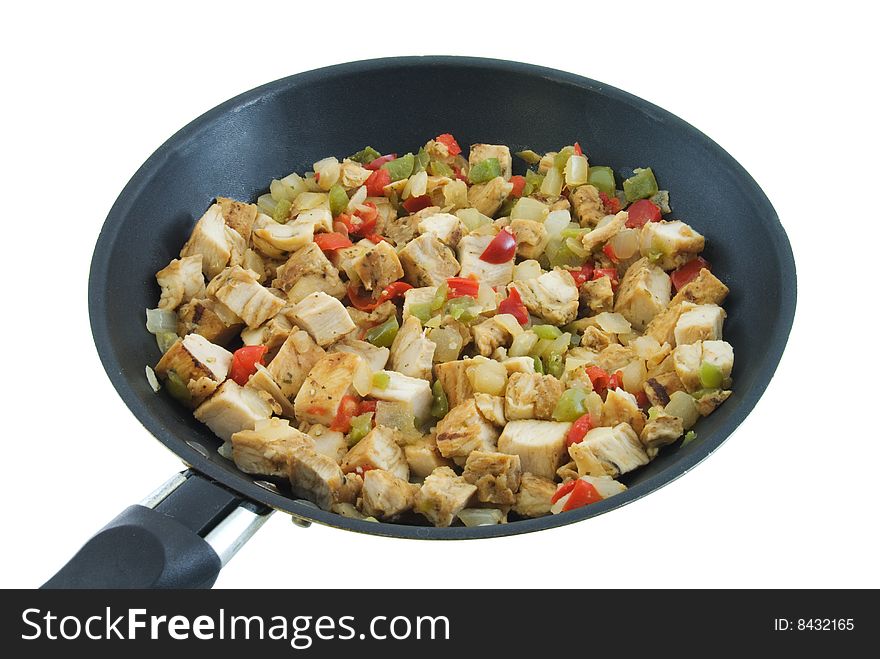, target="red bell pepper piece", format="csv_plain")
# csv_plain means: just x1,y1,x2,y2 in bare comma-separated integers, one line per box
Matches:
357,400,377,414
599,191,621,214
585,366,610,395
364,154,397,170
570,262,595,287
602,243,619,263
435,133,461,156
635,391,650,409
452,164,468,182
670,257,711,293
366,233,385,244
551,480,578,504
343,202,378,237
348,281,413,311
402,195,432,213
446,276,481,299
573,142,583,156
365,168,391,196
508,175,526,198
333,220,350,237
479,228,516,264
498,286,529,325
314,232,353,252
625,199,662,228
592,267,620,289
607,370,624,391
562,479,603,511
566,413,595,447
330,395,361,433
229,345,268,386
